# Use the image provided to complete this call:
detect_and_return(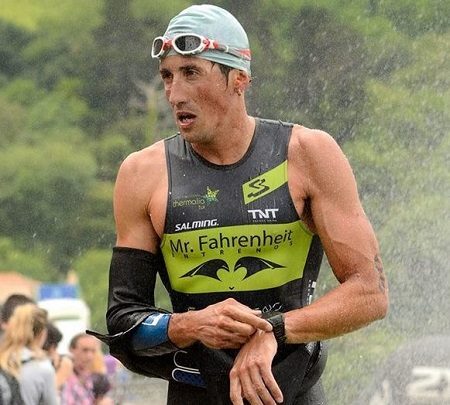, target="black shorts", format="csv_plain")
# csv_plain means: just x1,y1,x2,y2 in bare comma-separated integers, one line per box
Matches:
166,378,327,405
